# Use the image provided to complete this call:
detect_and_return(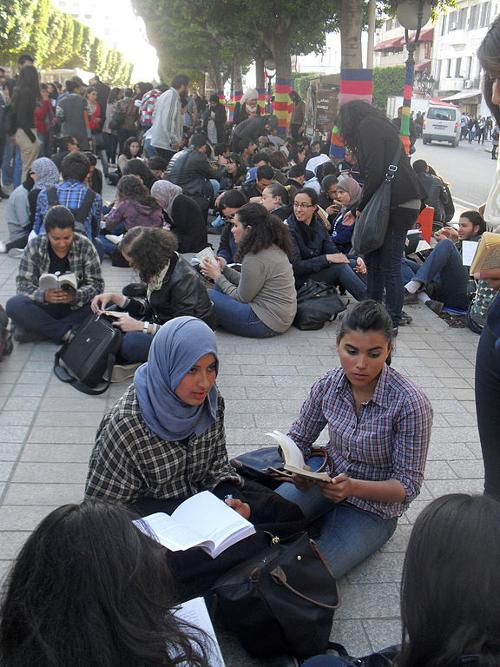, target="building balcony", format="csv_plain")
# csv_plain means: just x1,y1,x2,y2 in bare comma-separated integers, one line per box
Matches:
439,77,465,91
